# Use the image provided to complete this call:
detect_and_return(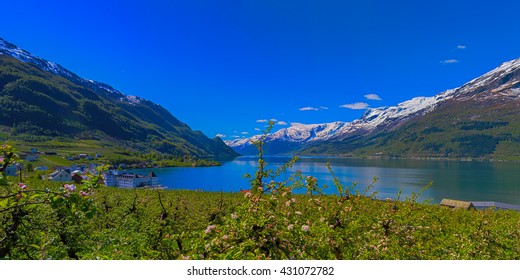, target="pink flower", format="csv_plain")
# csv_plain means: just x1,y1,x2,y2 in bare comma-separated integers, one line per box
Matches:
306,176,316,182
18,183,28,190
204,225,216,234
287,224,294,230
302,225,310,232
80,191,89,197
